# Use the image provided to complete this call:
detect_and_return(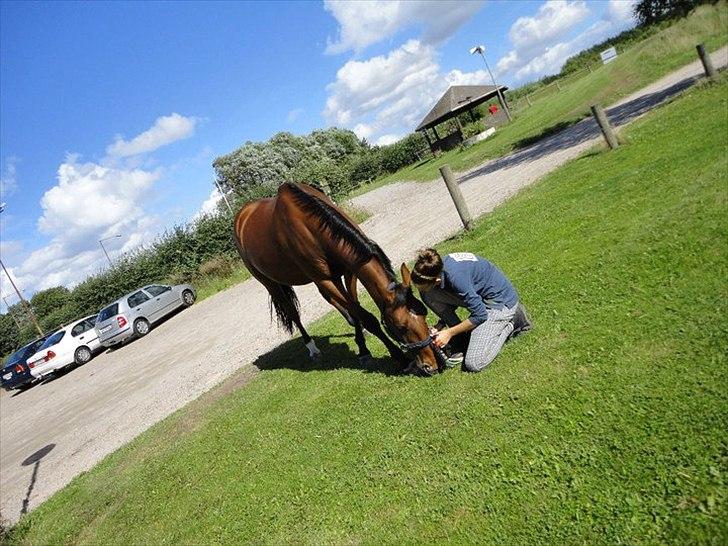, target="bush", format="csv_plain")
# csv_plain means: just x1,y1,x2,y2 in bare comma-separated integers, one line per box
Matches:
198,256,235,278
349,151,383,187
379,132,428,174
